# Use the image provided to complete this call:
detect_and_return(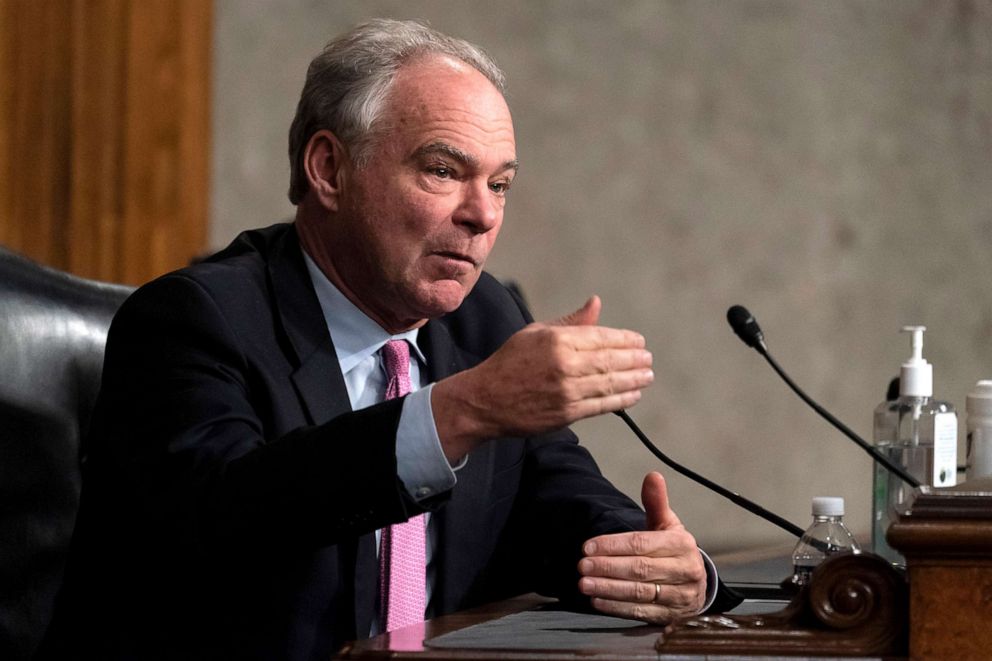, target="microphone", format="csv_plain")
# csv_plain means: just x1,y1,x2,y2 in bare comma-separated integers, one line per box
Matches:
727,305,766,352
726,305,920,488
614,410,805,539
